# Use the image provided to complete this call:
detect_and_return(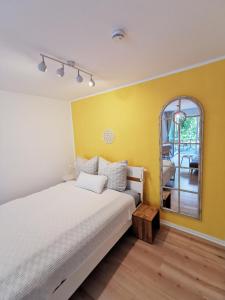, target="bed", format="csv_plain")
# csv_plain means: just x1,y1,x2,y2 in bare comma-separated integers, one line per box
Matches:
0,166,144,300
162,159,176,186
